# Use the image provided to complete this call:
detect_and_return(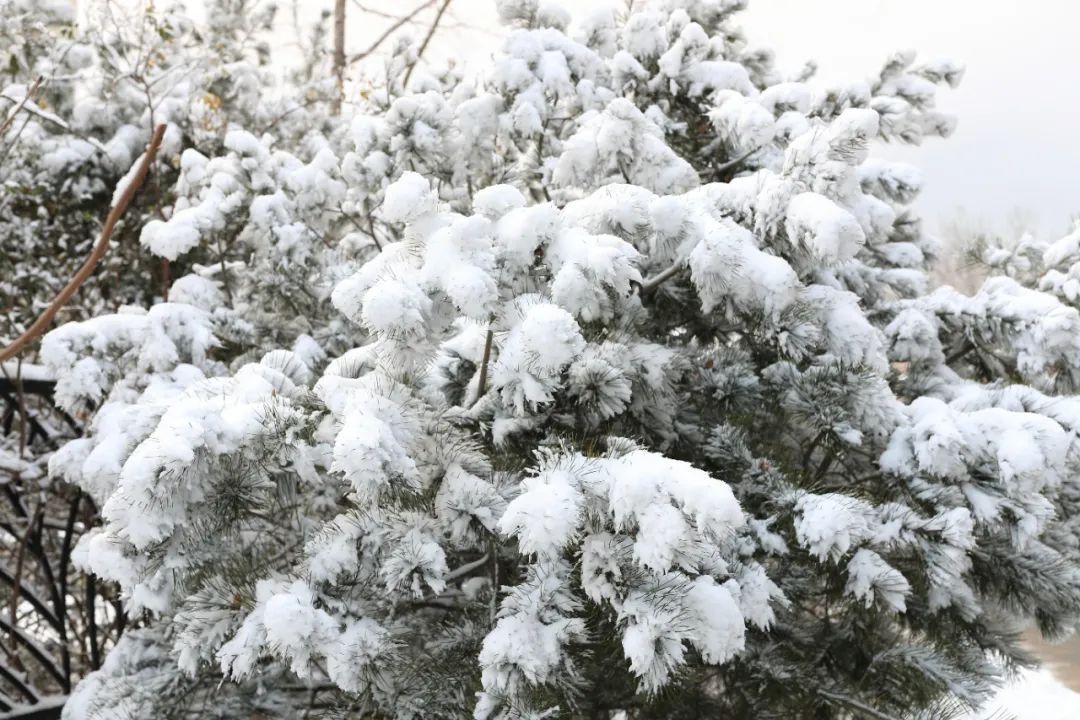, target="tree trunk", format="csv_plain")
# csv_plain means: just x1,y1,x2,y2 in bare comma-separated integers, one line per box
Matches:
332,0,346,114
